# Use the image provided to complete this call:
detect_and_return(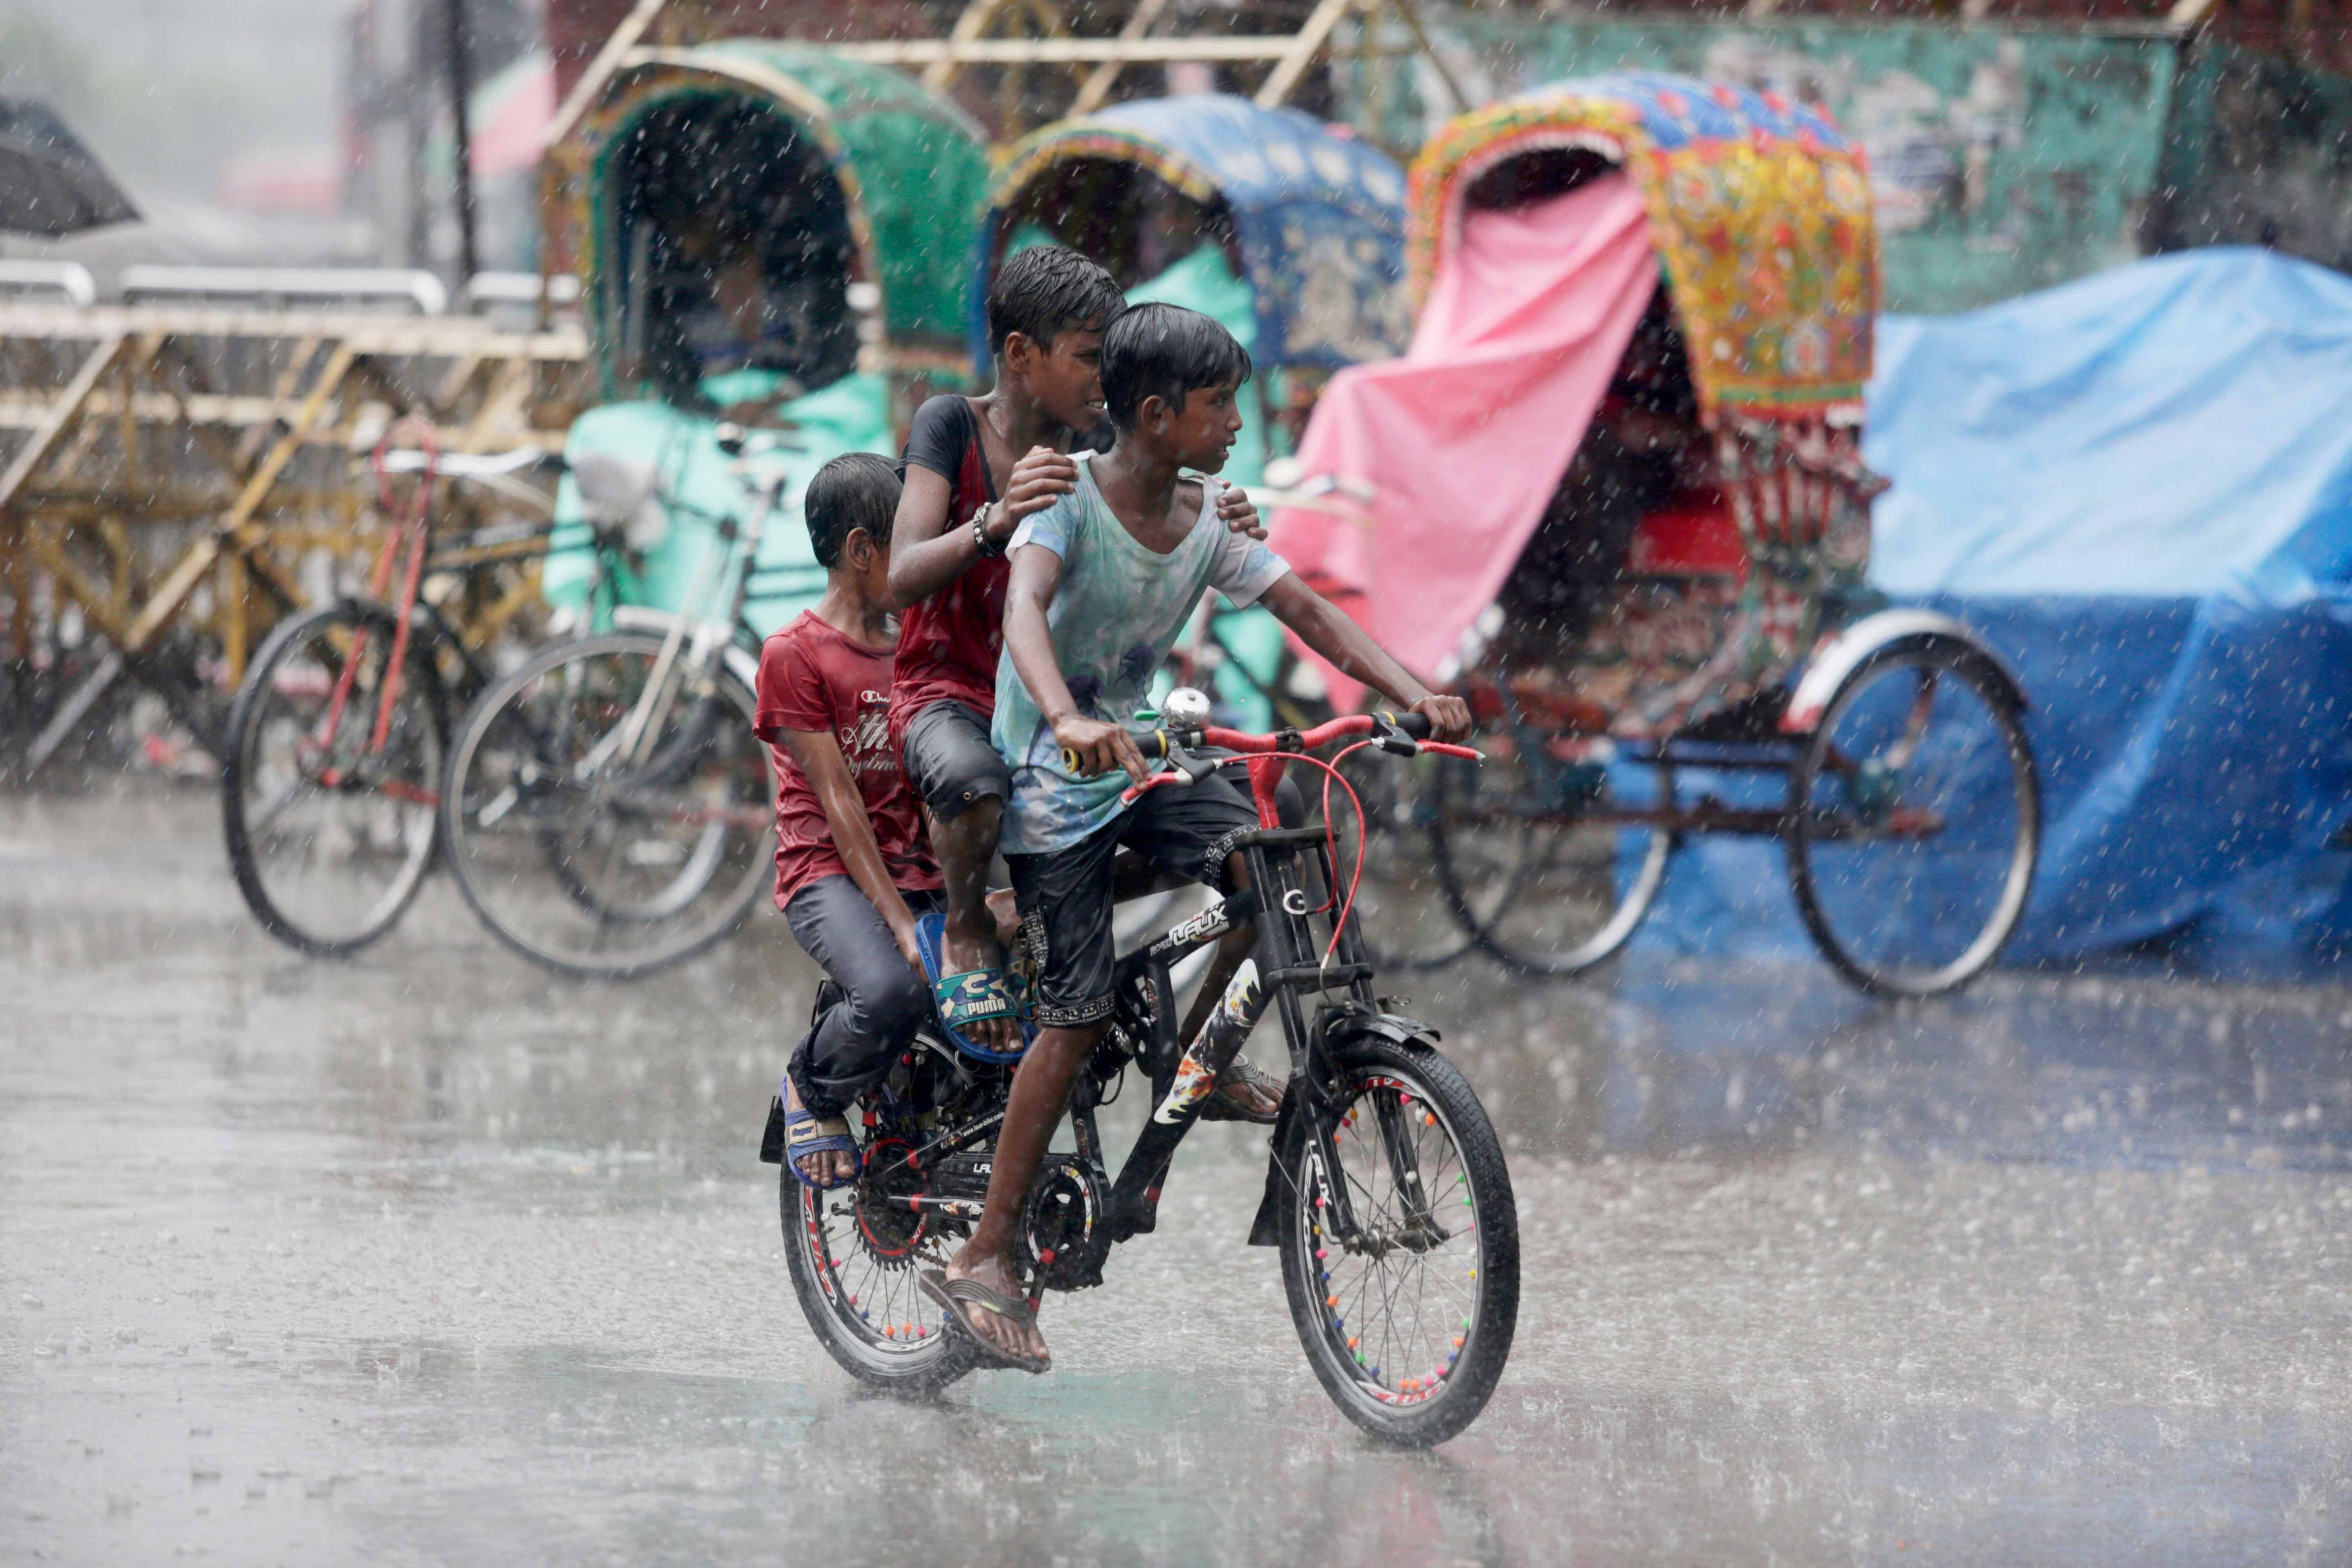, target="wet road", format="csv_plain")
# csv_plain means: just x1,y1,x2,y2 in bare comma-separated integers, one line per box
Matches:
5,783,2351,1566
